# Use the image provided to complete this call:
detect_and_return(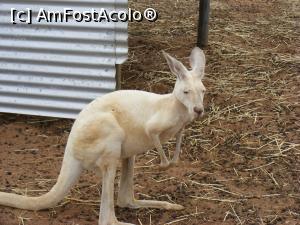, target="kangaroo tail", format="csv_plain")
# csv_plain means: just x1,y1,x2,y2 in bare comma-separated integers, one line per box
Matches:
0,148,83,210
